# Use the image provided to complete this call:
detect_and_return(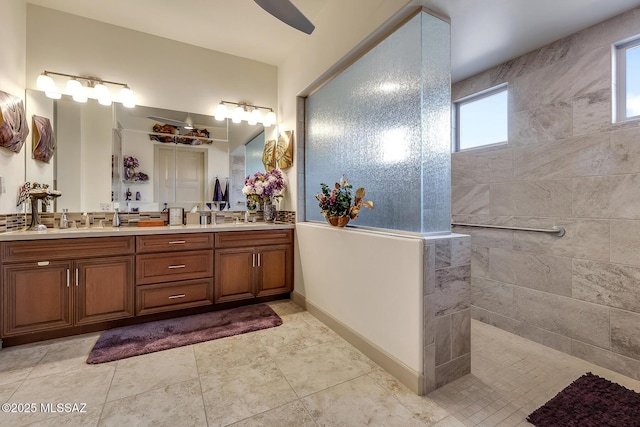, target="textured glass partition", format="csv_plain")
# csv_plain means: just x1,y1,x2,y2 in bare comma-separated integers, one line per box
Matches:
305,11,451,233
